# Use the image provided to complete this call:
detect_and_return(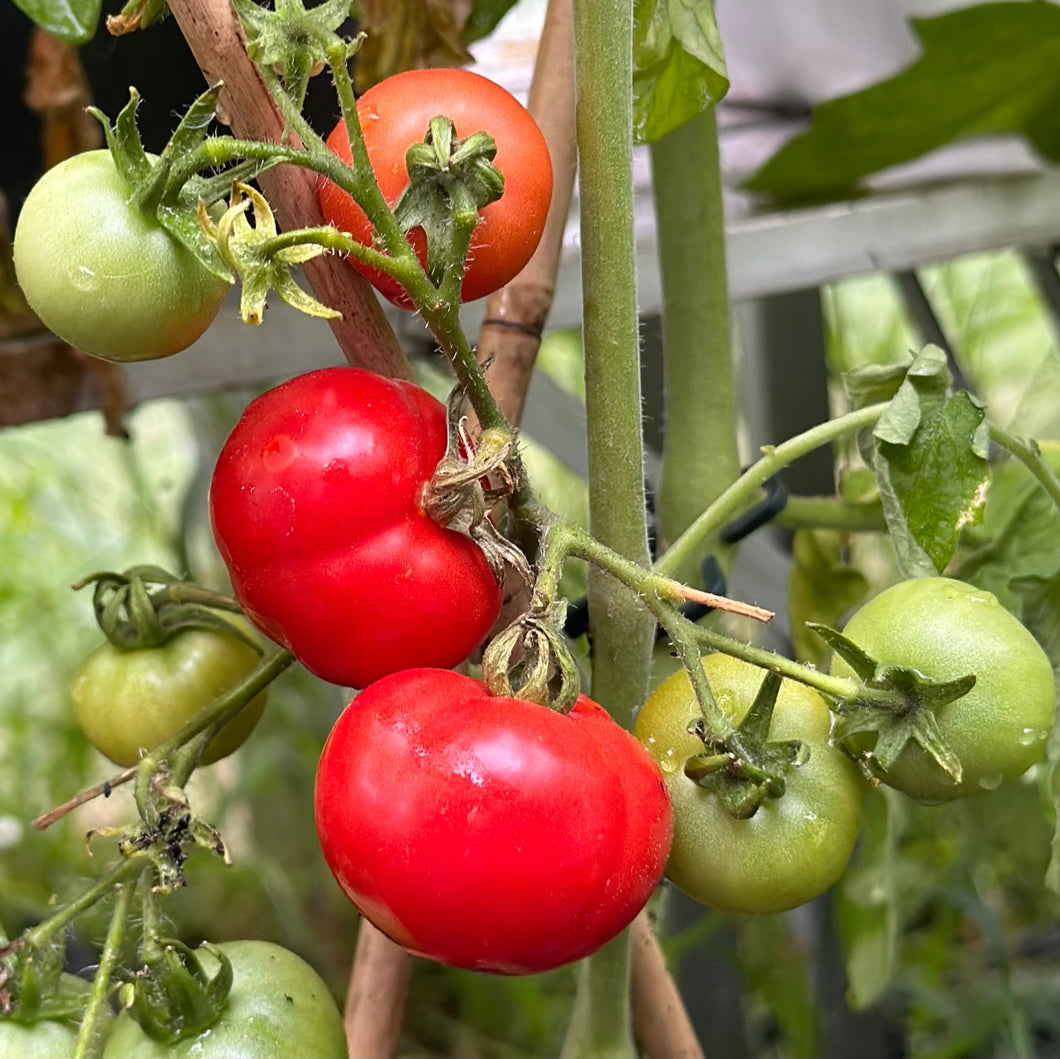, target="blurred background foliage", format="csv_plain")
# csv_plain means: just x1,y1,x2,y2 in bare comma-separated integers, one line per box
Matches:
2,249,1060,1058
